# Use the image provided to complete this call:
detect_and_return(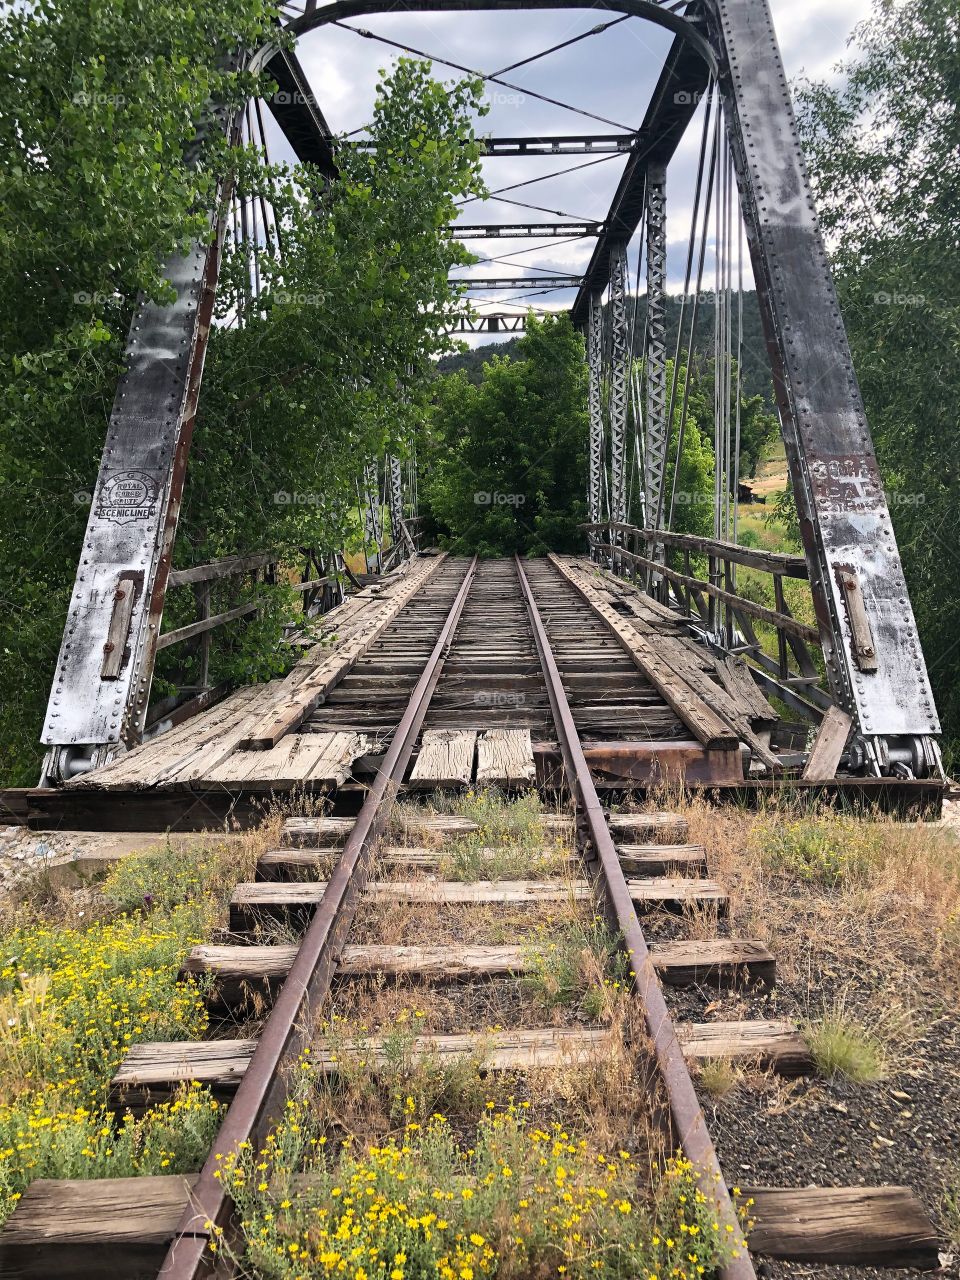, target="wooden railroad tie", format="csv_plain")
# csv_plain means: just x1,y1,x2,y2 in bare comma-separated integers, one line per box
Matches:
182,938,775,1008
109,1019,810,1114
2,1176,938,1278
226,876,728,931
